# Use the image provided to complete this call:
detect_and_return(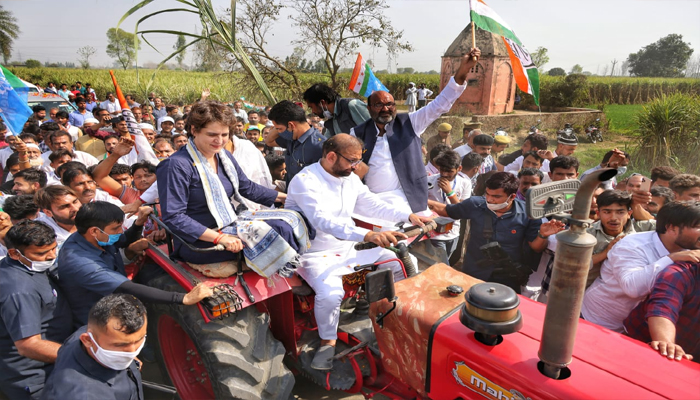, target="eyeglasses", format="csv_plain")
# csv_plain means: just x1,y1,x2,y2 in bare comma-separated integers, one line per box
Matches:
336,152,362,167
369,102,396,110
